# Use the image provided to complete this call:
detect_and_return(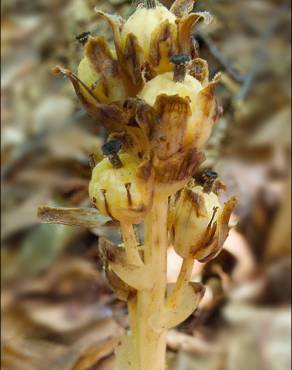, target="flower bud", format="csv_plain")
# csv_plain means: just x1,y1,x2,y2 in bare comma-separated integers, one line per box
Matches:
121,3,176,58
168,182,236,262
89,153,151,224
